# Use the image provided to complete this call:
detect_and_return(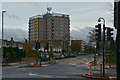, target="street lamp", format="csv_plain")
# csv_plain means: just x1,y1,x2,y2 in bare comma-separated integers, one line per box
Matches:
2,11,6,63
98,17,106,77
